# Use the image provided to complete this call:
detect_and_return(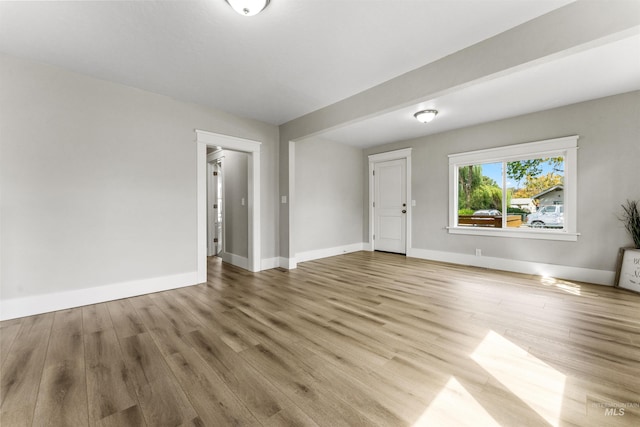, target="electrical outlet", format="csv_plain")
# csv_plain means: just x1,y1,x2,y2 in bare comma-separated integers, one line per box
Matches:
475,248,482,256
